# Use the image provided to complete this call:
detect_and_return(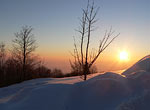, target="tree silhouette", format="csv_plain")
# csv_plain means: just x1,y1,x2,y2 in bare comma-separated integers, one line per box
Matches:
12,26,37,81
0,42,6,69
0,42,6,84
70,0,119,80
